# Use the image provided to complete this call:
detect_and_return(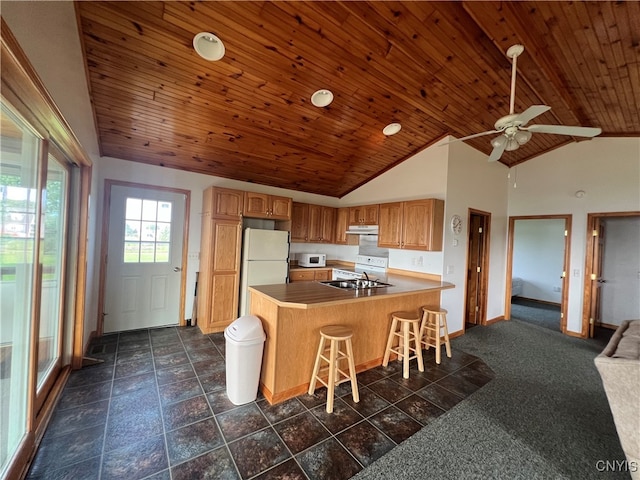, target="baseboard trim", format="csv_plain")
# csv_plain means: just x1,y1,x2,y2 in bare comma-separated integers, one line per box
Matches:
486,315,505,325
449,329,464,339
515,297,561,308
598,322,619,330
